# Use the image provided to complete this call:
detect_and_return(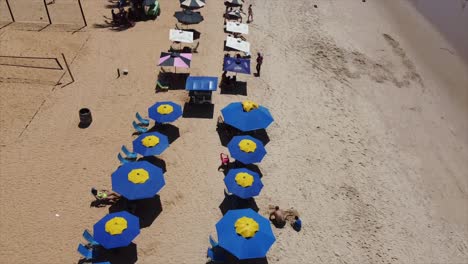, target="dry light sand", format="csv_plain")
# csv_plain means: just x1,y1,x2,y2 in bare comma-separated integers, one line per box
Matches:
0,0,467,263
